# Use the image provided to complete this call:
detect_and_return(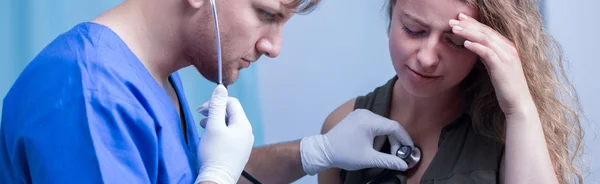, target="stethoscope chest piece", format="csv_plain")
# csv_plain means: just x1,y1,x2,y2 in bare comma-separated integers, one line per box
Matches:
396,145,421,169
